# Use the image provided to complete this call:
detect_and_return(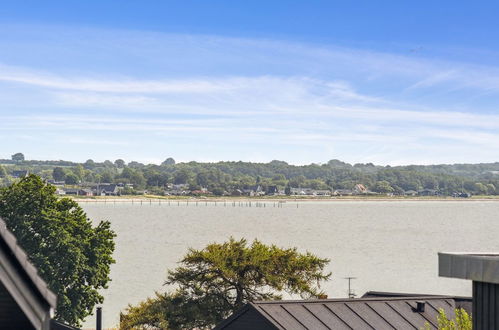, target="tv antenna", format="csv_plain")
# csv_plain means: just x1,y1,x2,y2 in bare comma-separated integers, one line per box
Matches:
344,277,357,298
